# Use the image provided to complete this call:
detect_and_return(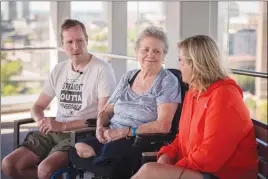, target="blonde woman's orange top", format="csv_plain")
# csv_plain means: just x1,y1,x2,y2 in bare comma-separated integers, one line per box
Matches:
158,78,258,179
